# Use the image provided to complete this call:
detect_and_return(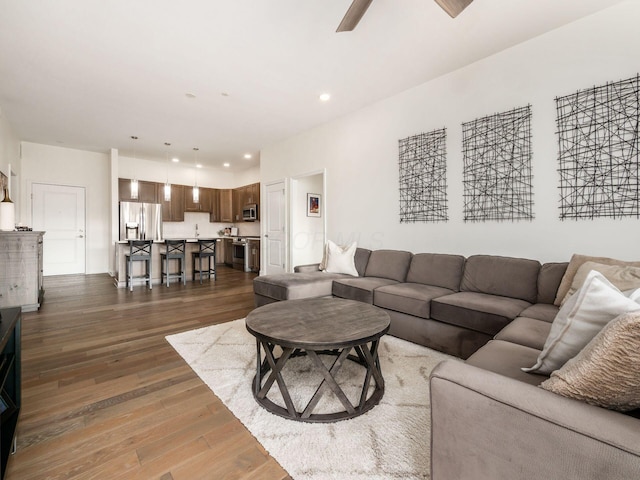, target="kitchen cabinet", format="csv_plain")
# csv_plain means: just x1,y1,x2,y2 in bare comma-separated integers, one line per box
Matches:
245,183,260,205
248,239,260,273
184,186,212,213
223,238,233,266
0,232,44,312
232,188,243,222
232,183,260,222
0,307,20,480
119,178,157,203
209,189,220,222
219,189,233,223
160,184,185,222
